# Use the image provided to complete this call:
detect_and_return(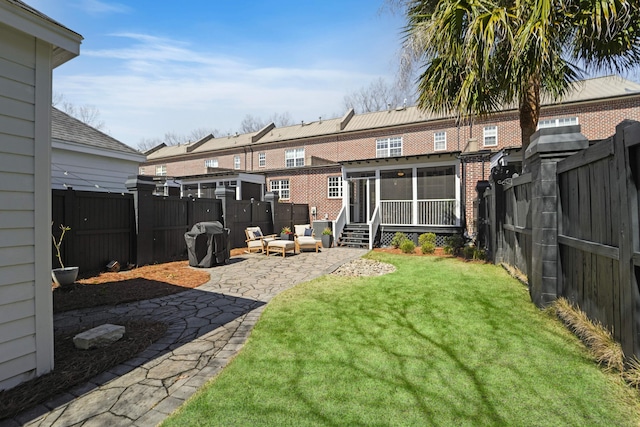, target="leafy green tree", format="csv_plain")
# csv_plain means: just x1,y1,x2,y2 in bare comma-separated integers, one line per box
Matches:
400,0,640,153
